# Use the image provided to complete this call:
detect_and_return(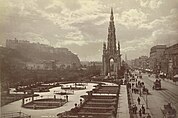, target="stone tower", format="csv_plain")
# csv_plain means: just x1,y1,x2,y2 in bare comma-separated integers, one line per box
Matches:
102,8,121,78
